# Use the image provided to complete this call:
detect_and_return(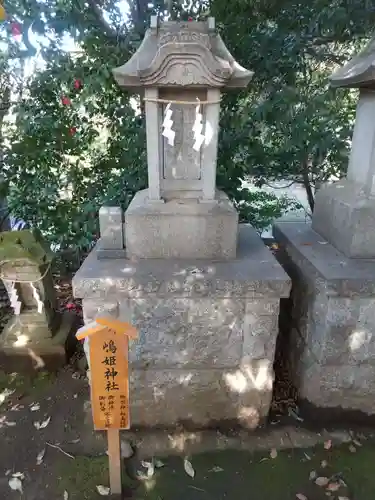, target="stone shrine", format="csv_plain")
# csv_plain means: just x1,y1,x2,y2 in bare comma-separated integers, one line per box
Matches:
274,38,375,419
0,229,75,371
73,17,290,428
